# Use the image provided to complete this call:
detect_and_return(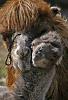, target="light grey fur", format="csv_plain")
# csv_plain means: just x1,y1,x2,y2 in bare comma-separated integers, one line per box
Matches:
32,31,63,68
11,32,31,71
